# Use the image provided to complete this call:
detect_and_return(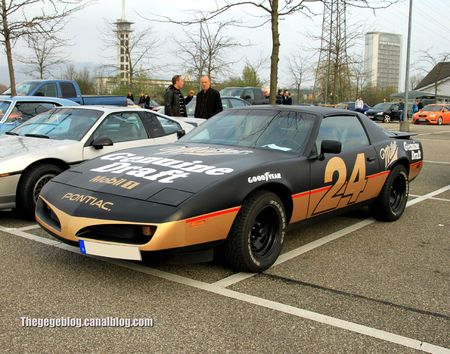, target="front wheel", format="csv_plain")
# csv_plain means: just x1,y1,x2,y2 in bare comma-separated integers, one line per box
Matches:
17,164,63,218
369,165,409,221
437,117,443,125
219,191,286,272
383,115,391,123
